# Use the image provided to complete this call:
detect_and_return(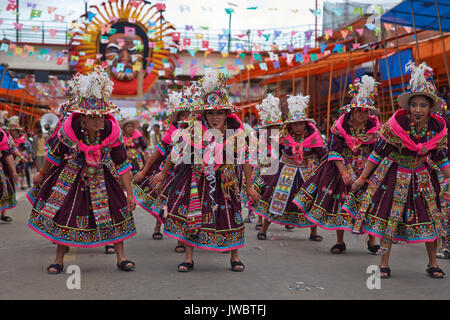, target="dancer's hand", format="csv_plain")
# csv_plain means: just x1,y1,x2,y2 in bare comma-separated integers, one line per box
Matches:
150,172,165,188
133,171,145,183
33,172,43,186
351,177,365,193
127,195,136,212
247,186,261,204
12,171,18,184
341,172,353,186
